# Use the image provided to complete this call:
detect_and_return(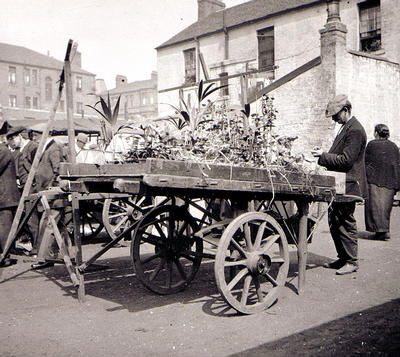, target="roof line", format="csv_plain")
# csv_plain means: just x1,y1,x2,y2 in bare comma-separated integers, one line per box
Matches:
156,0,324,50
0,59,95,76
